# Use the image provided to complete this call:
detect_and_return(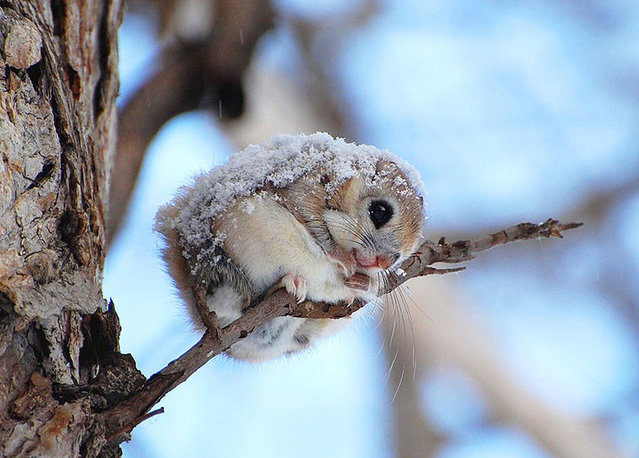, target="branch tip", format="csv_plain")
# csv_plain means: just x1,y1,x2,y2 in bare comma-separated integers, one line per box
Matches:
422,266,466,276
